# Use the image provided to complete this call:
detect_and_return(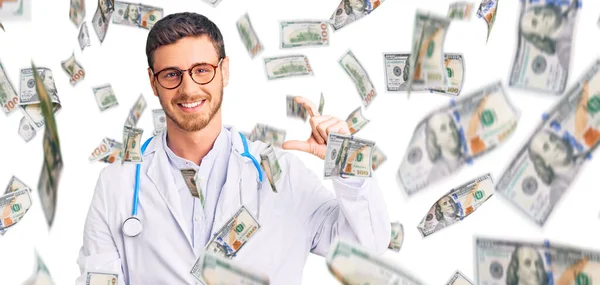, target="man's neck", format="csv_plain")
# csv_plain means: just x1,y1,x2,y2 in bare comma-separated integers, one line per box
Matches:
166,111,222,166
